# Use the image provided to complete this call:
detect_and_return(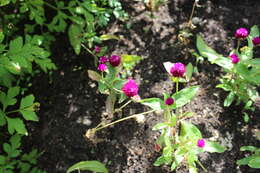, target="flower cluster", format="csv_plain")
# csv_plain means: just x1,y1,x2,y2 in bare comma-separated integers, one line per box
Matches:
170,62,186,77
235,28,249,39
229,53,240,64
95,46,121,72
197,139,205,148
253,37,260,46
122,79,139,97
